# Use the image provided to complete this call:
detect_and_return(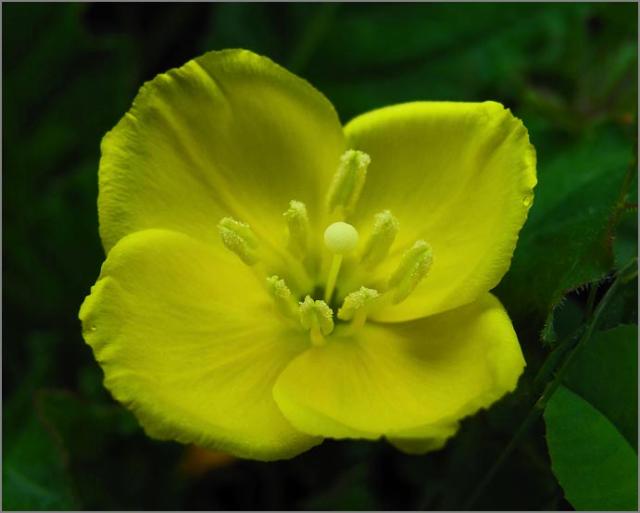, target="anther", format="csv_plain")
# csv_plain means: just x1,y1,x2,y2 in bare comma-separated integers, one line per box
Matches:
323,222,359,303
326,150,371,215
283,200,309,255
361,210,399,268
338,287,380,320
299,296,334,346
218,217,259,265
266,275,298,318
338,286,380,331
388,240,433,304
